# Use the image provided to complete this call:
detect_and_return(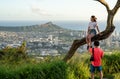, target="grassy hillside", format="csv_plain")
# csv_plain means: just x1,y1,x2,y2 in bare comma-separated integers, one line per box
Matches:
0,47,120,79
